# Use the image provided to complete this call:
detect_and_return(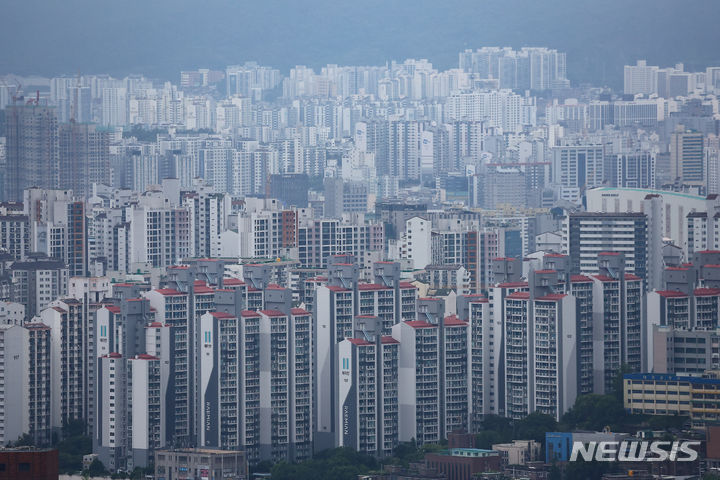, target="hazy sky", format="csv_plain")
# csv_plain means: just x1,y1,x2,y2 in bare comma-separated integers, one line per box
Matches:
3,0,719,87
